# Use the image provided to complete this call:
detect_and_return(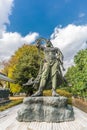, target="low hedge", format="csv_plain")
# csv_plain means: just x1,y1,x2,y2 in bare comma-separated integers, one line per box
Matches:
43,89,72,104
72,98,87,113
0,99,23,111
